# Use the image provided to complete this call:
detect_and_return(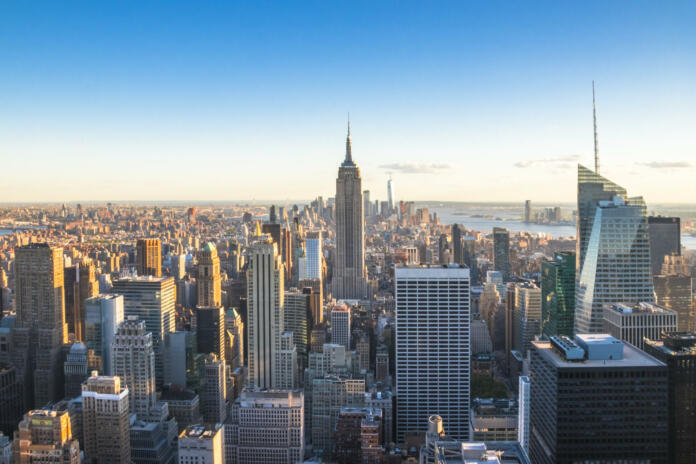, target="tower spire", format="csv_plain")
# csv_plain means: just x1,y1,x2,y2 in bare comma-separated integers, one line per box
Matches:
343,115,354,166
593,80,599,174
